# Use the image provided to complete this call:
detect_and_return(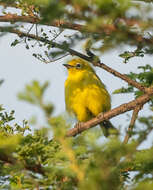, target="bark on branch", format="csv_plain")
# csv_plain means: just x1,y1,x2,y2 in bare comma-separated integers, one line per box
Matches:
0,14,84,31
123,105,142,144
